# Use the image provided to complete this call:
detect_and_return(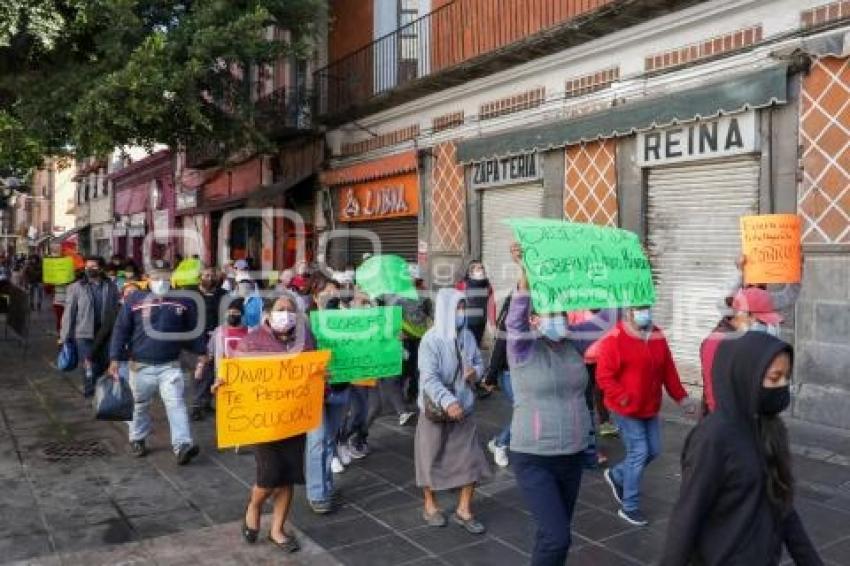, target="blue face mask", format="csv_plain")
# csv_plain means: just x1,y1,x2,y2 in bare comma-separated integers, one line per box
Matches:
455,313,466,329
539,316,566,341
633,309,653,329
